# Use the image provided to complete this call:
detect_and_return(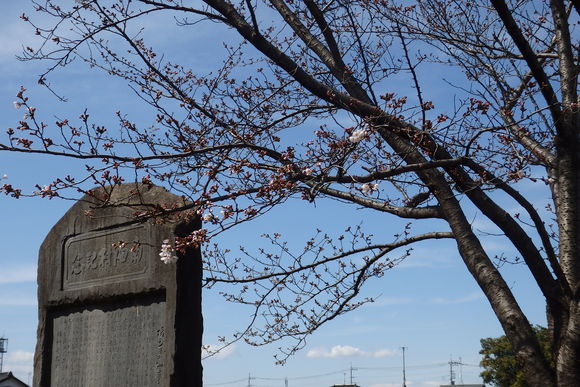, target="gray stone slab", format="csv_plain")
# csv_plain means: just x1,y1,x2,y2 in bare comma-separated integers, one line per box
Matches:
62,224,151,290
33,183,202,387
